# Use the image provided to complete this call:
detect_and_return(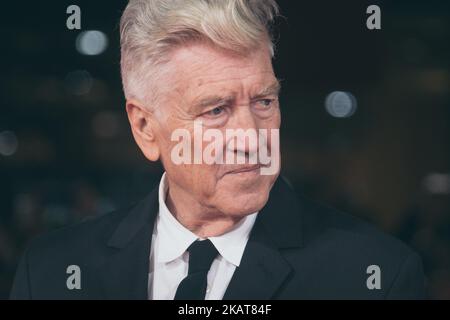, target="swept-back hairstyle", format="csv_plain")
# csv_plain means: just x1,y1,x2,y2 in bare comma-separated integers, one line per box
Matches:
120,0,279,105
